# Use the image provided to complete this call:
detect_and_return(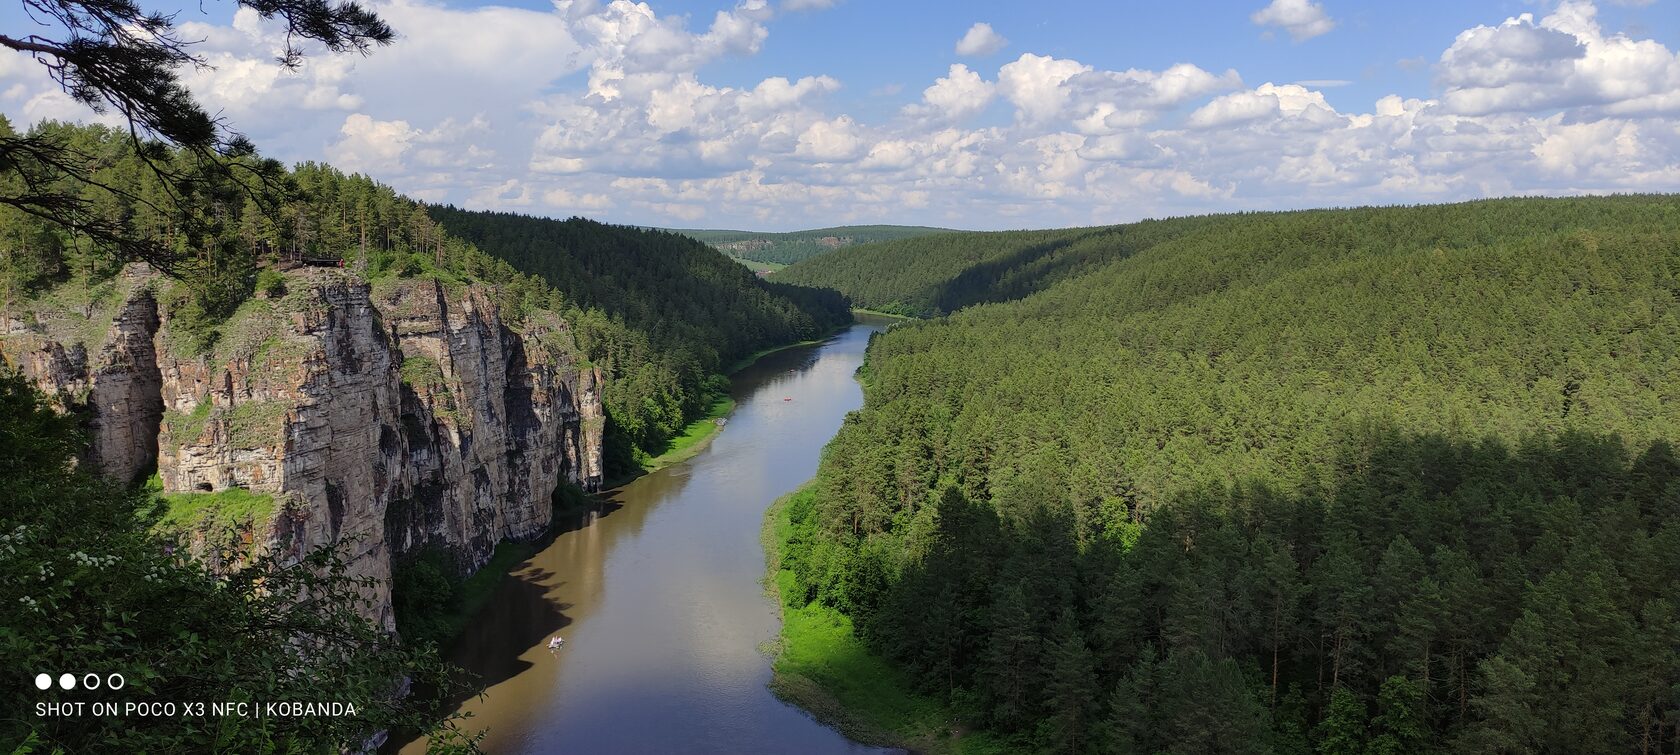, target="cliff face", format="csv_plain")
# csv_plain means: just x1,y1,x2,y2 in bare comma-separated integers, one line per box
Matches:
3,265,604,630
